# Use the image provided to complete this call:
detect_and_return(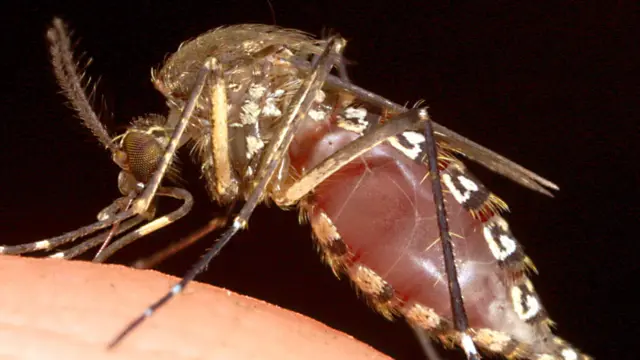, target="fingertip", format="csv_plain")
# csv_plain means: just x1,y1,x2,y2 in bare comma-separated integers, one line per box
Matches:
0,256,390,360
